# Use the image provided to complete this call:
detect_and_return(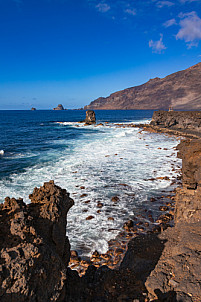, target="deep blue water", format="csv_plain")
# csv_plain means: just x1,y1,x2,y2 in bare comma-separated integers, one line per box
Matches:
0,110,154,179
